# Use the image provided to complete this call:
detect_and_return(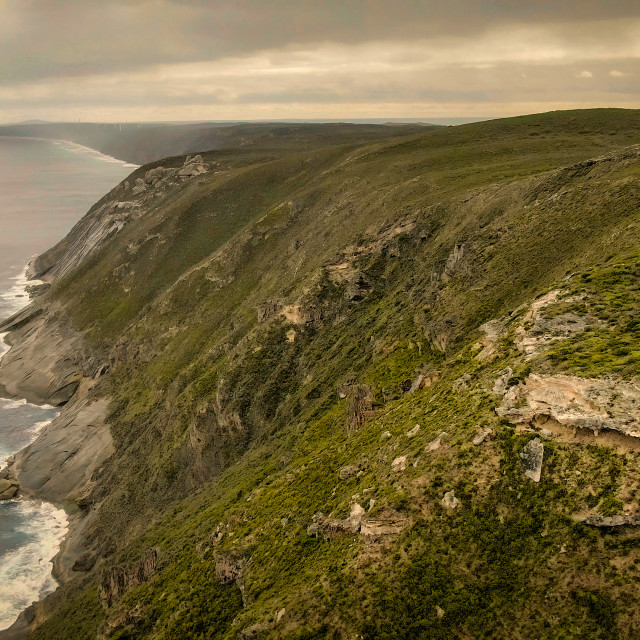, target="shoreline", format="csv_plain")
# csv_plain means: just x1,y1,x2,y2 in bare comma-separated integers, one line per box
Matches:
0,267,113,638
